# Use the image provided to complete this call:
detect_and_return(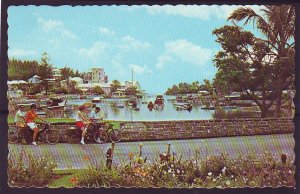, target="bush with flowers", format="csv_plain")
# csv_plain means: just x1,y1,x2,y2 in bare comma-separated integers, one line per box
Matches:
74,144,295,188
8,144,295,188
